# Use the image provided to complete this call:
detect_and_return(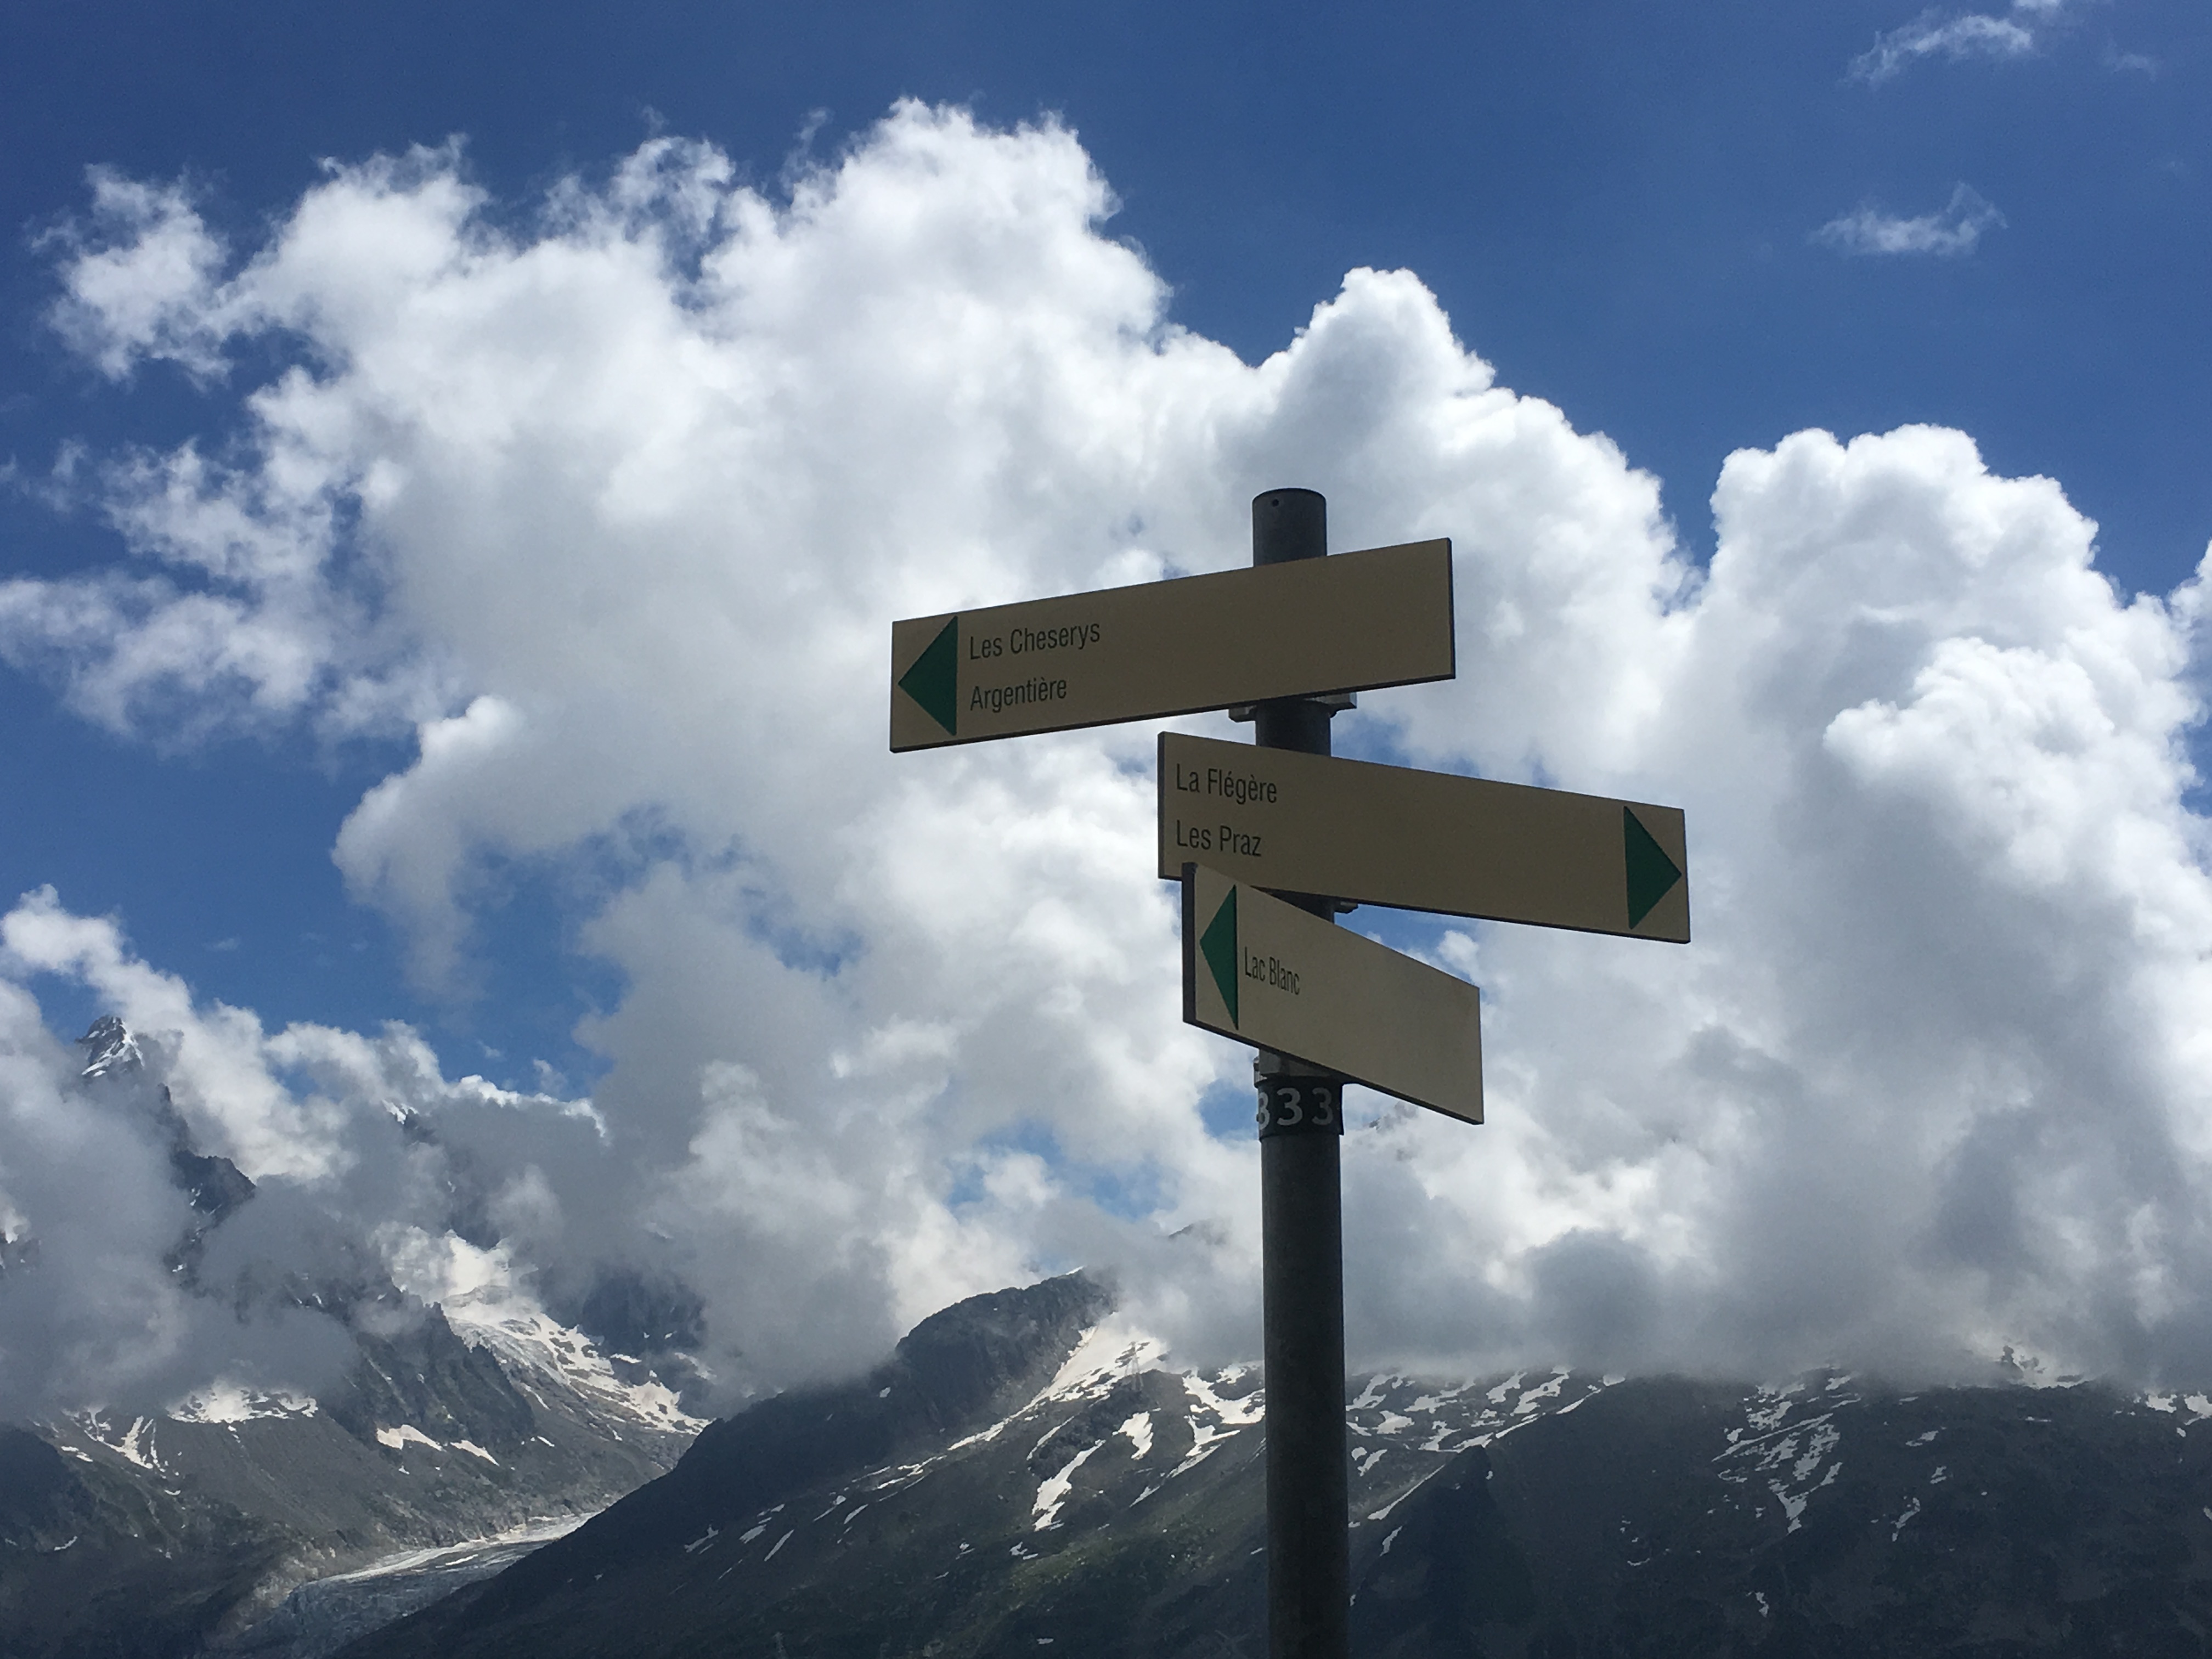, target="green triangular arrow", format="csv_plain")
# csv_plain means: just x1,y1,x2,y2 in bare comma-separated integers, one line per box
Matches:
1198,885,1239,1029
1623,806,1682,929
897,617,959,736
